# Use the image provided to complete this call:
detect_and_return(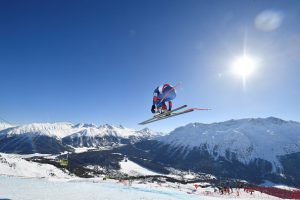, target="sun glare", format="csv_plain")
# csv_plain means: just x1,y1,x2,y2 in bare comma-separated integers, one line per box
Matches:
233,55,256,78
